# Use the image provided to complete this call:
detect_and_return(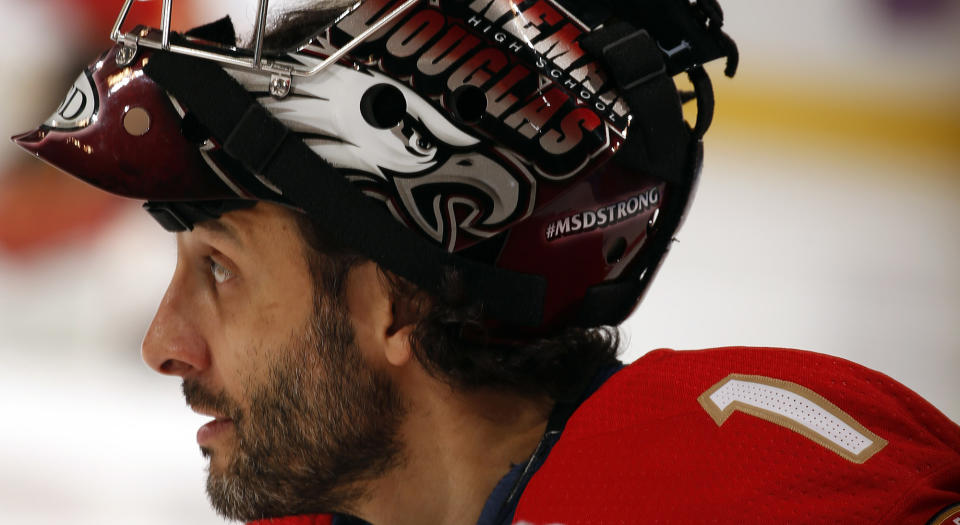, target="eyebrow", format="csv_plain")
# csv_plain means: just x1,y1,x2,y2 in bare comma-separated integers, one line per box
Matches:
195,219,243,247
